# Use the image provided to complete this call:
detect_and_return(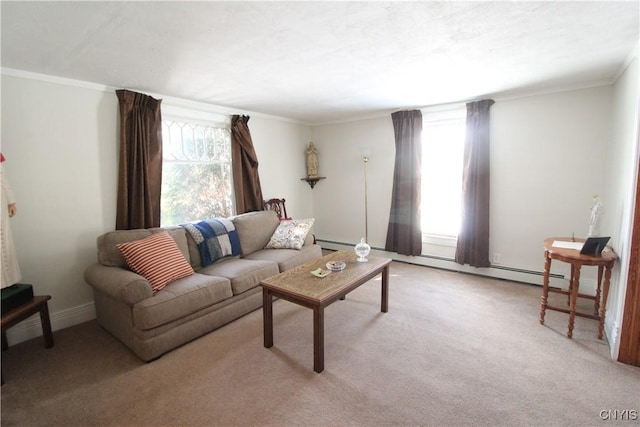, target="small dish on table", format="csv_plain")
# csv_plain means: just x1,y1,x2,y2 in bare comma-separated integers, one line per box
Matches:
326,260,346,272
